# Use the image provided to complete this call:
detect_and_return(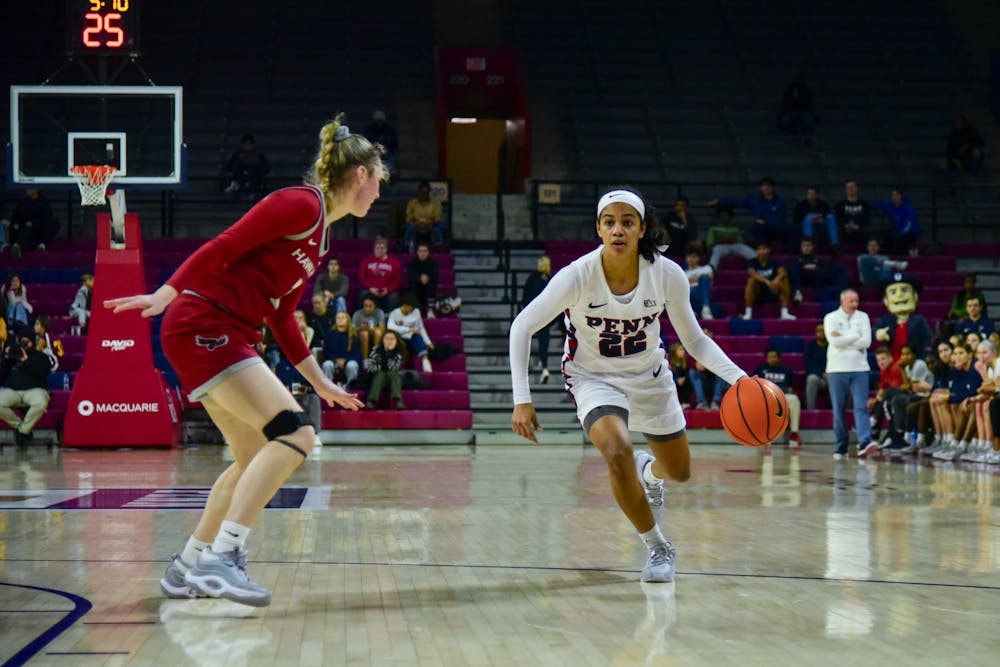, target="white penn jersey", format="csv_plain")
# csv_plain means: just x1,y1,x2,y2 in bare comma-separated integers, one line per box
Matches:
510,246,746,404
